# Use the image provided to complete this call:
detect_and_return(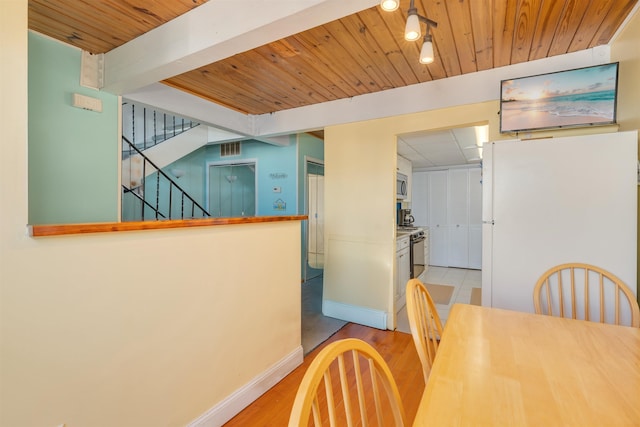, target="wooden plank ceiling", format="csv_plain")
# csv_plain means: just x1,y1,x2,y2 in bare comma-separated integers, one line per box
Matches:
29,0,637,117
